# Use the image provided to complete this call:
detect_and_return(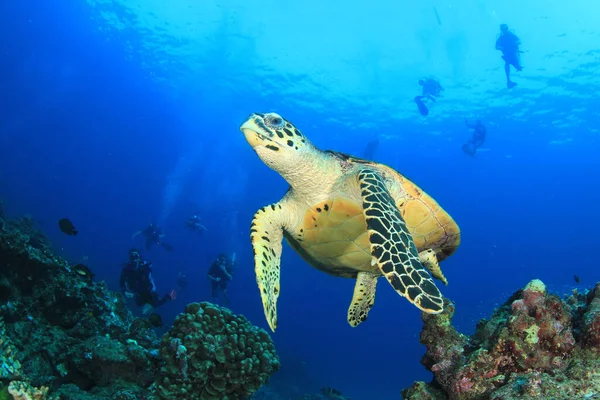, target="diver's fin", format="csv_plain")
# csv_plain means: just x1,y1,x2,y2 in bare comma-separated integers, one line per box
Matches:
414,96,429,116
